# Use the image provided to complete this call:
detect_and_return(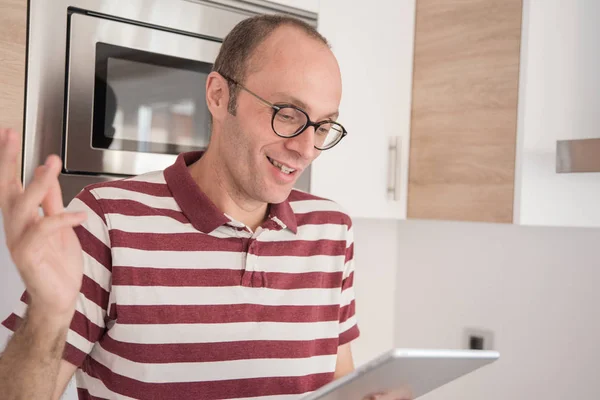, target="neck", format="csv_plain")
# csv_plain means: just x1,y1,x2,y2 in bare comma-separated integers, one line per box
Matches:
189,148,268,232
